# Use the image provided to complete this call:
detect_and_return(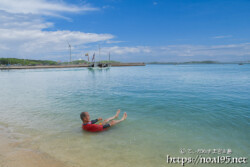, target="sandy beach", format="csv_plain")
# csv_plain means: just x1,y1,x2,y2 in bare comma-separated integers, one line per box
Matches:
0,125,67,167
